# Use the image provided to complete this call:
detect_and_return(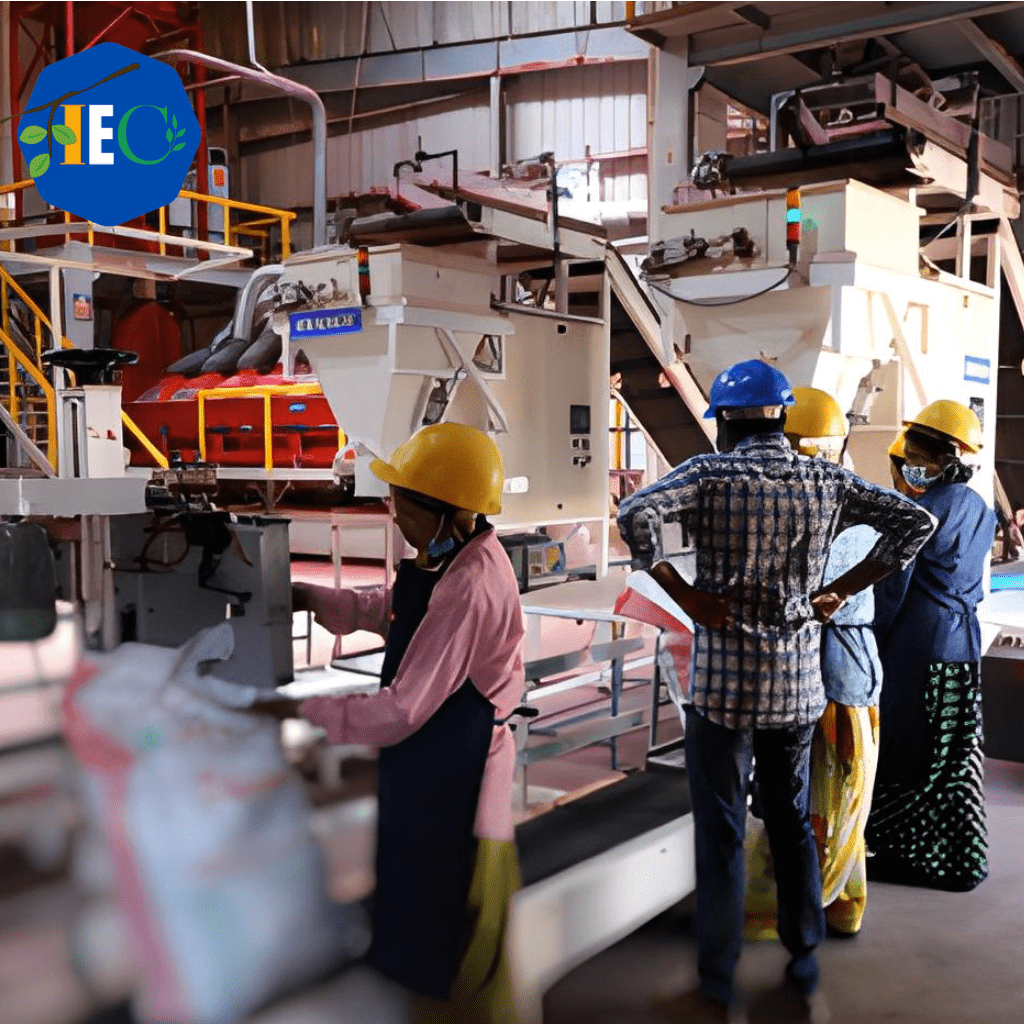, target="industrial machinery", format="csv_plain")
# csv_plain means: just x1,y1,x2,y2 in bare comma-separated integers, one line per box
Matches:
638,70,1023,510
